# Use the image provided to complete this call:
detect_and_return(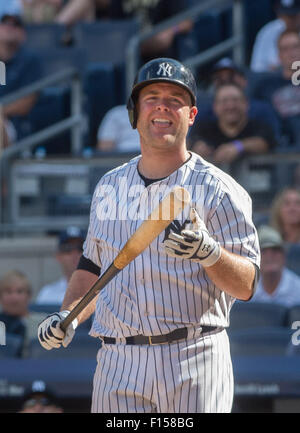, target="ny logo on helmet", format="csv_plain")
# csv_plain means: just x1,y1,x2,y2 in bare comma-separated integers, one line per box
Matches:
157,62,173,77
